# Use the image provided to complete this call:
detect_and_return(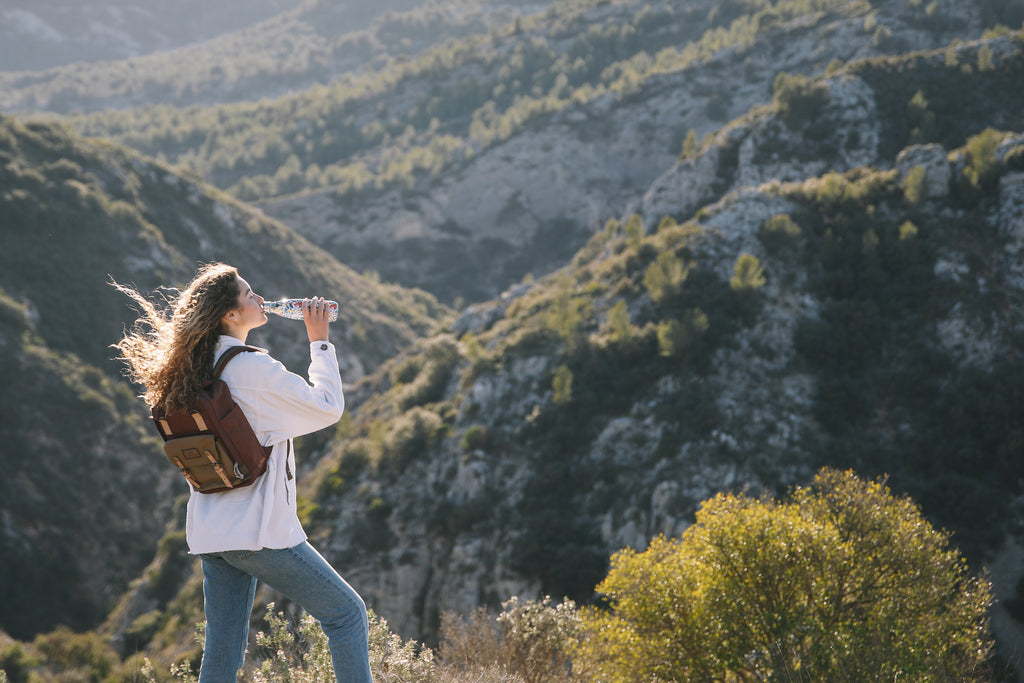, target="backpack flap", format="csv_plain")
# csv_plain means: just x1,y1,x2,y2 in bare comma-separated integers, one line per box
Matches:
163,433,250,493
